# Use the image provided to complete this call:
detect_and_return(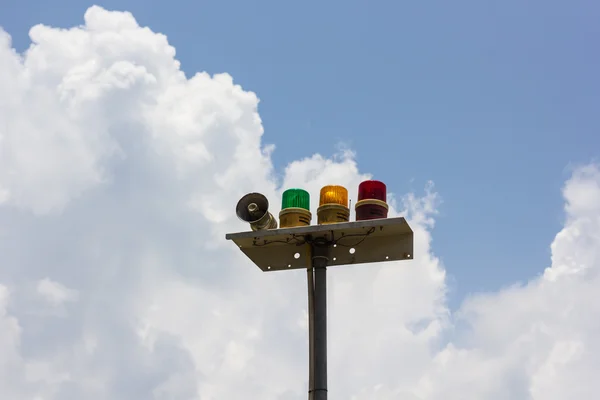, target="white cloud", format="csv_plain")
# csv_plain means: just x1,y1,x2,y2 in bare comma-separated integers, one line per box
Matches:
0,6,598,399
36,278,78,306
